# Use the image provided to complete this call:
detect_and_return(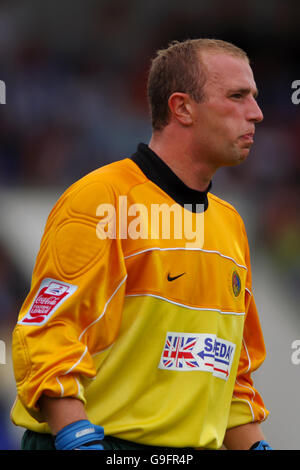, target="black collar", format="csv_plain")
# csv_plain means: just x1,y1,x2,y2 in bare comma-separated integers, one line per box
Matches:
131,143,211,213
